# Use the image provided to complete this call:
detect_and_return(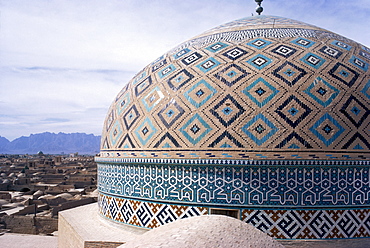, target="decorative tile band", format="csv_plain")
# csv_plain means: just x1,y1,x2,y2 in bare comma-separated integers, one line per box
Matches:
98,193,208,229
96,156,370,165
99,192,370,239
97,161,370,207
204,16,329,34
242,208,370,239
170,28,351,55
